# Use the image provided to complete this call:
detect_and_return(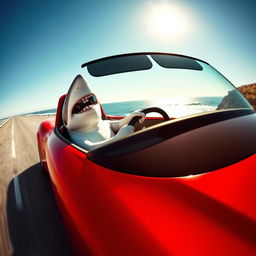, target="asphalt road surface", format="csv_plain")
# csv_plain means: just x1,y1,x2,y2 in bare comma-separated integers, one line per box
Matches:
0,116,73,256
